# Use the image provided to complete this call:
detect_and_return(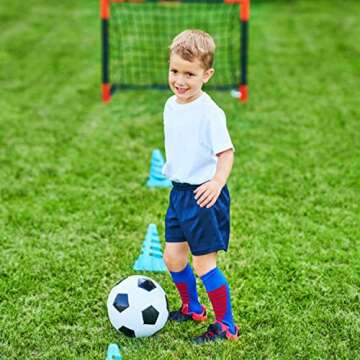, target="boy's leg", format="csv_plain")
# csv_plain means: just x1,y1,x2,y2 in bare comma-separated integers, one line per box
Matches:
192,252,239,343
164,242,189,272
164,242,207,321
